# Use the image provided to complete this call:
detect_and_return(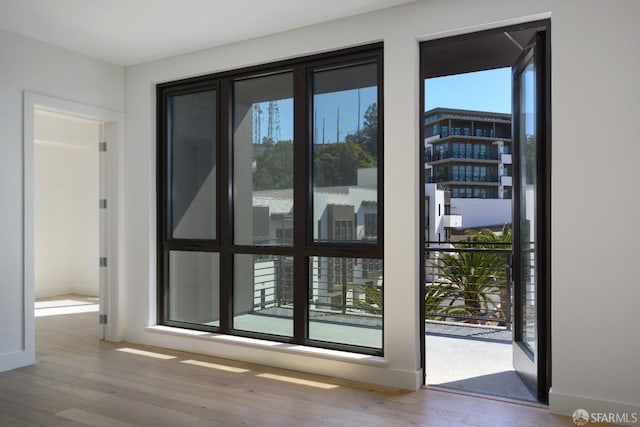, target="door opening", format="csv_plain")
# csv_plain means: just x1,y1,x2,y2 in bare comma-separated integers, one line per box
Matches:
24,92,125,364
33,109,104,337
419,20,551,403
